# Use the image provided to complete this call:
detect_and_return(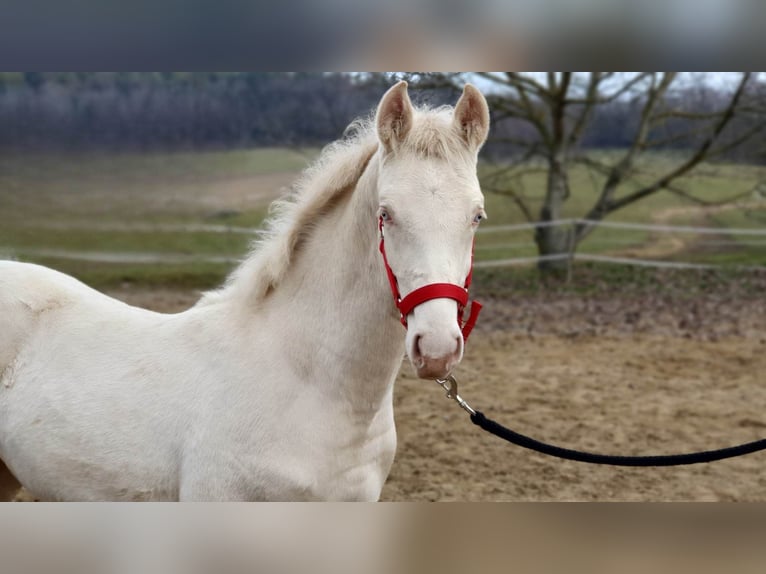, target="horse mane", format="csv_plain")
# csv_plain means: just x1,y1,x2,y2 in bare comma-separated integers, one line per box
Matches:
199,105,463,307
